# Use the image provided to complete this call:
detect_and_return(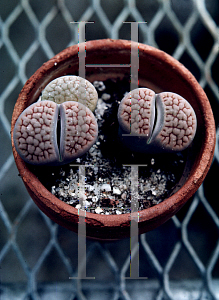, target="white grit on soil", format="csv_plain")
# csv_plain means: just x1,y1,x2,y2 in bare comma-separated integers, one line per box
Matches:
46,79,186,215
